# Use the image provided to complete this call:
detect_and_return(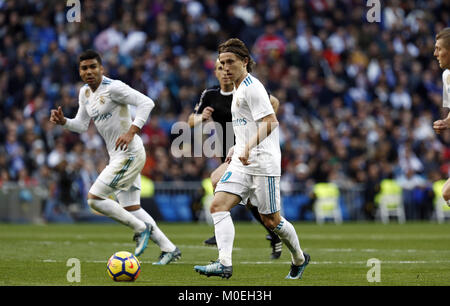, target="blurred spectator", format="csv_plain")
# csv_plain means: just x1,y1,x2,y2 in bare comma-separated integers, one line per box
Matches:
253,21,286,63
1,0,449,223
